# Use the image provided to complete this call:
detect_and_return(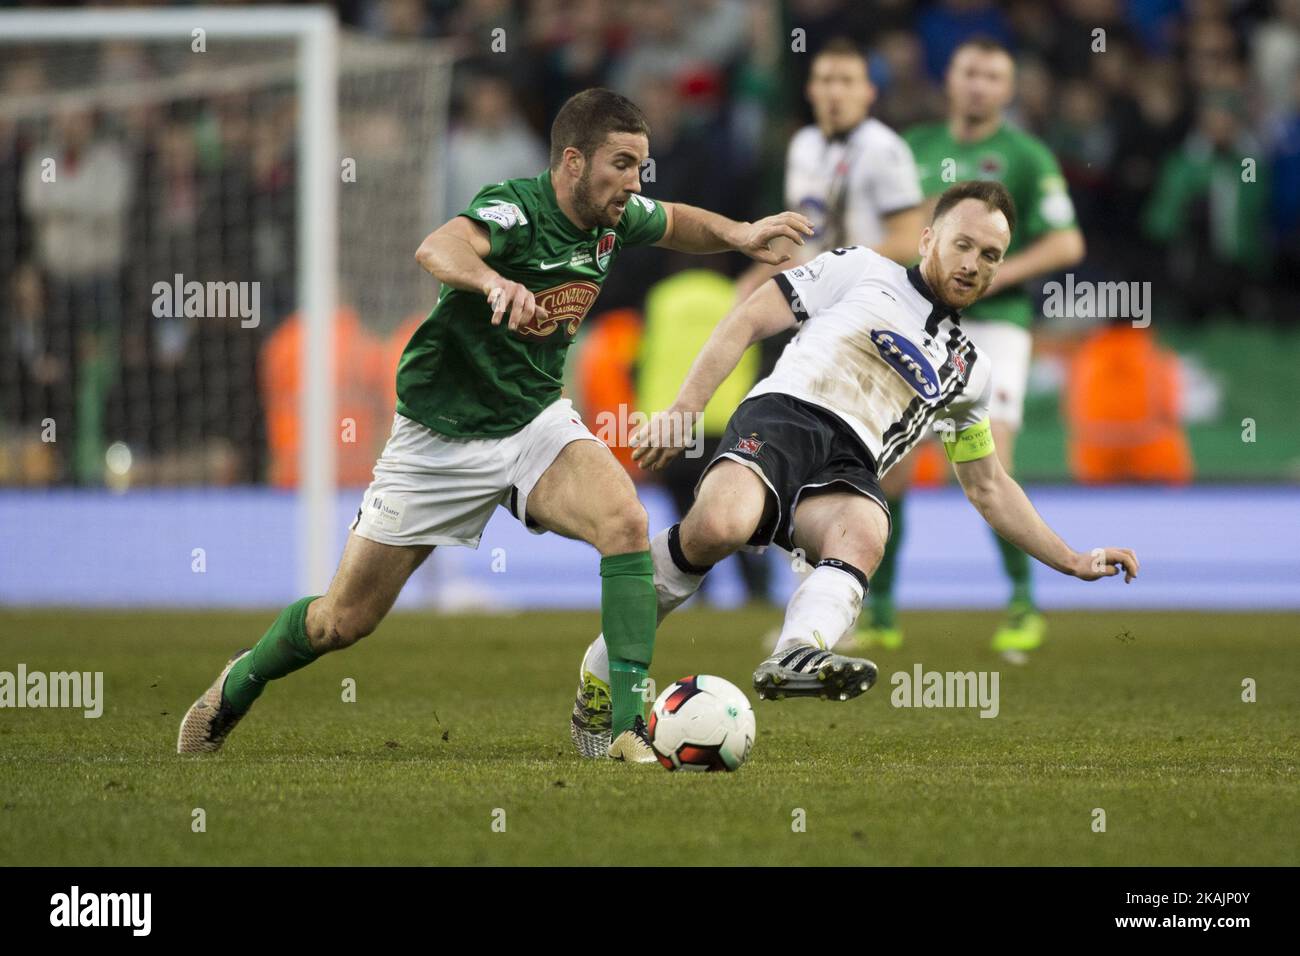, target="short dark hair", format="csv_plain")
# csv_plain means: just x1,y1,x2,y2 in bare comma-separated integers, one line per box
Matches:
549,88,650,170
812,37,869,70
932,180,1017,236
950,35,1013,63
